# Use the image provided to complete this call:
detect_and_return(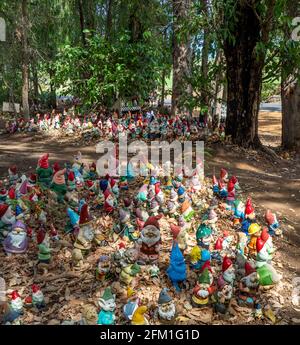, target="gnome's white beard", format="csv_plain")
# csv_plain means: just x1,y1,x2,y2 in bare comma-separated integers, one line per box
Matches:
10,231,26,248
241,273,259,289
11,298,23,312
158,303,176,320
33,291,44,303
223,269,235,284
